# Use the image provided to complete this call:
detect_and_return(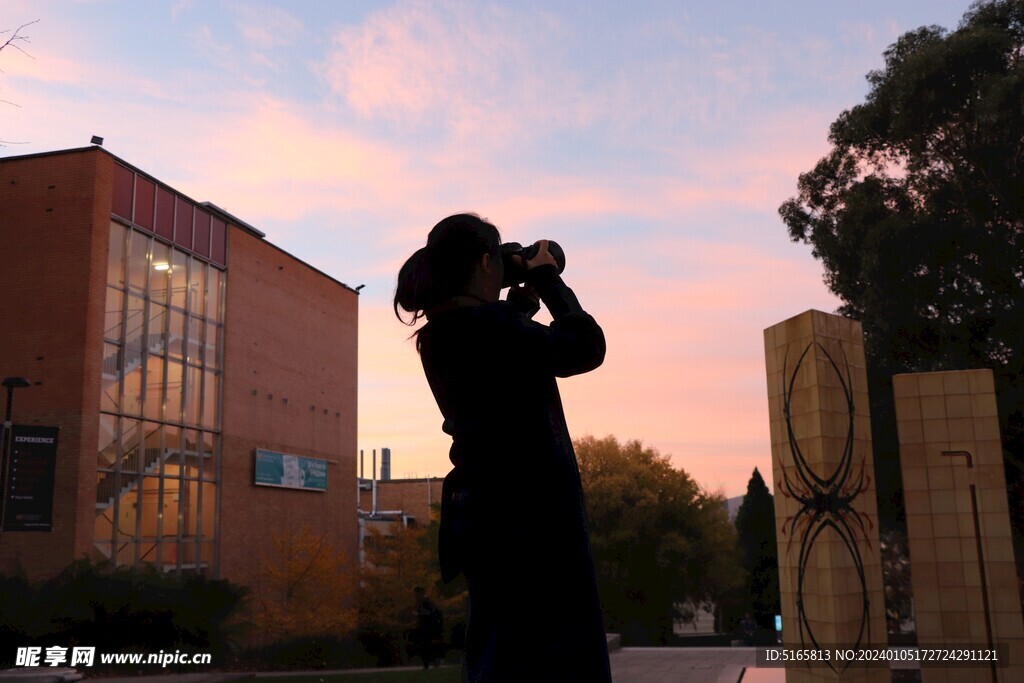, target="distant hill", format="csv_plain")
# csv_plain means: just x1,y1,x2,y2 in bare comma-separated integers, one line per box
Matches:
724,494,744,522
